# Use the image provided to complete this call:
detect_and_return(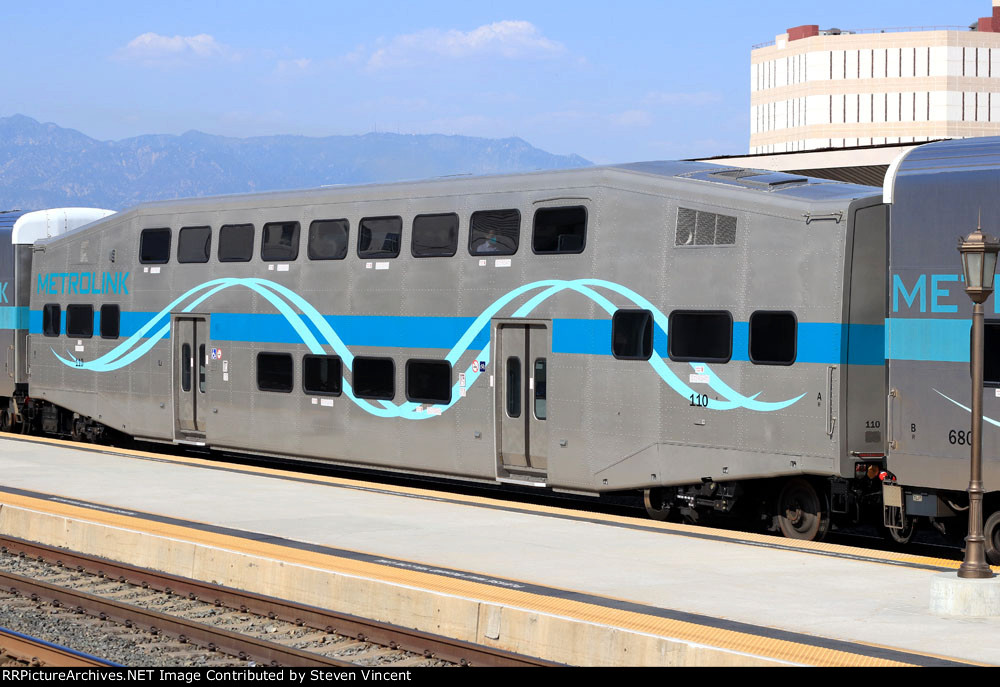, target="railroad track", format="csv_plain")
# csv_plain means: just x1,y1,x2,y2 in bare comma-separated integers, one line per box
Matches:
0,627,117,667
0,536,555,668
